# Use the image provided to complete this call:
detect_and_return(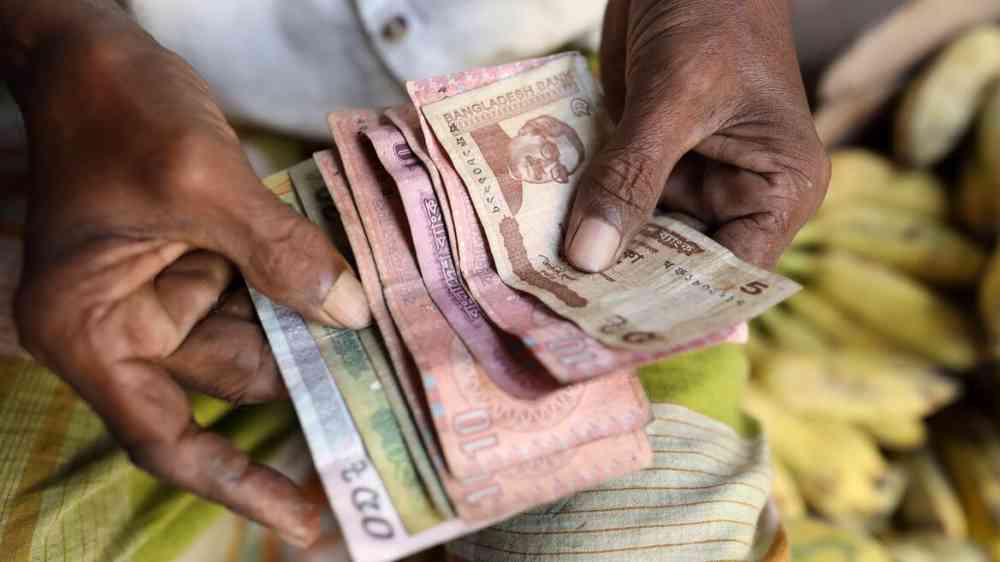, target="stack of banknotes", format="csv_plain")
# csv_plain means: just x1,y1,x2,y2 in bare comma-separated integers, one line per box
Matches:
249,52,799,562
